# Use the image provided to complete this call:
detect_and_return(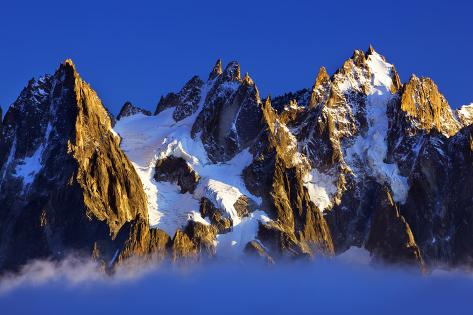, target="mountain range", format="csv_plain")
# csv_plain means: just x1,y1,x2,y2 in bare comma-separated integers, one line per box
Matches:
1,46,473,273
